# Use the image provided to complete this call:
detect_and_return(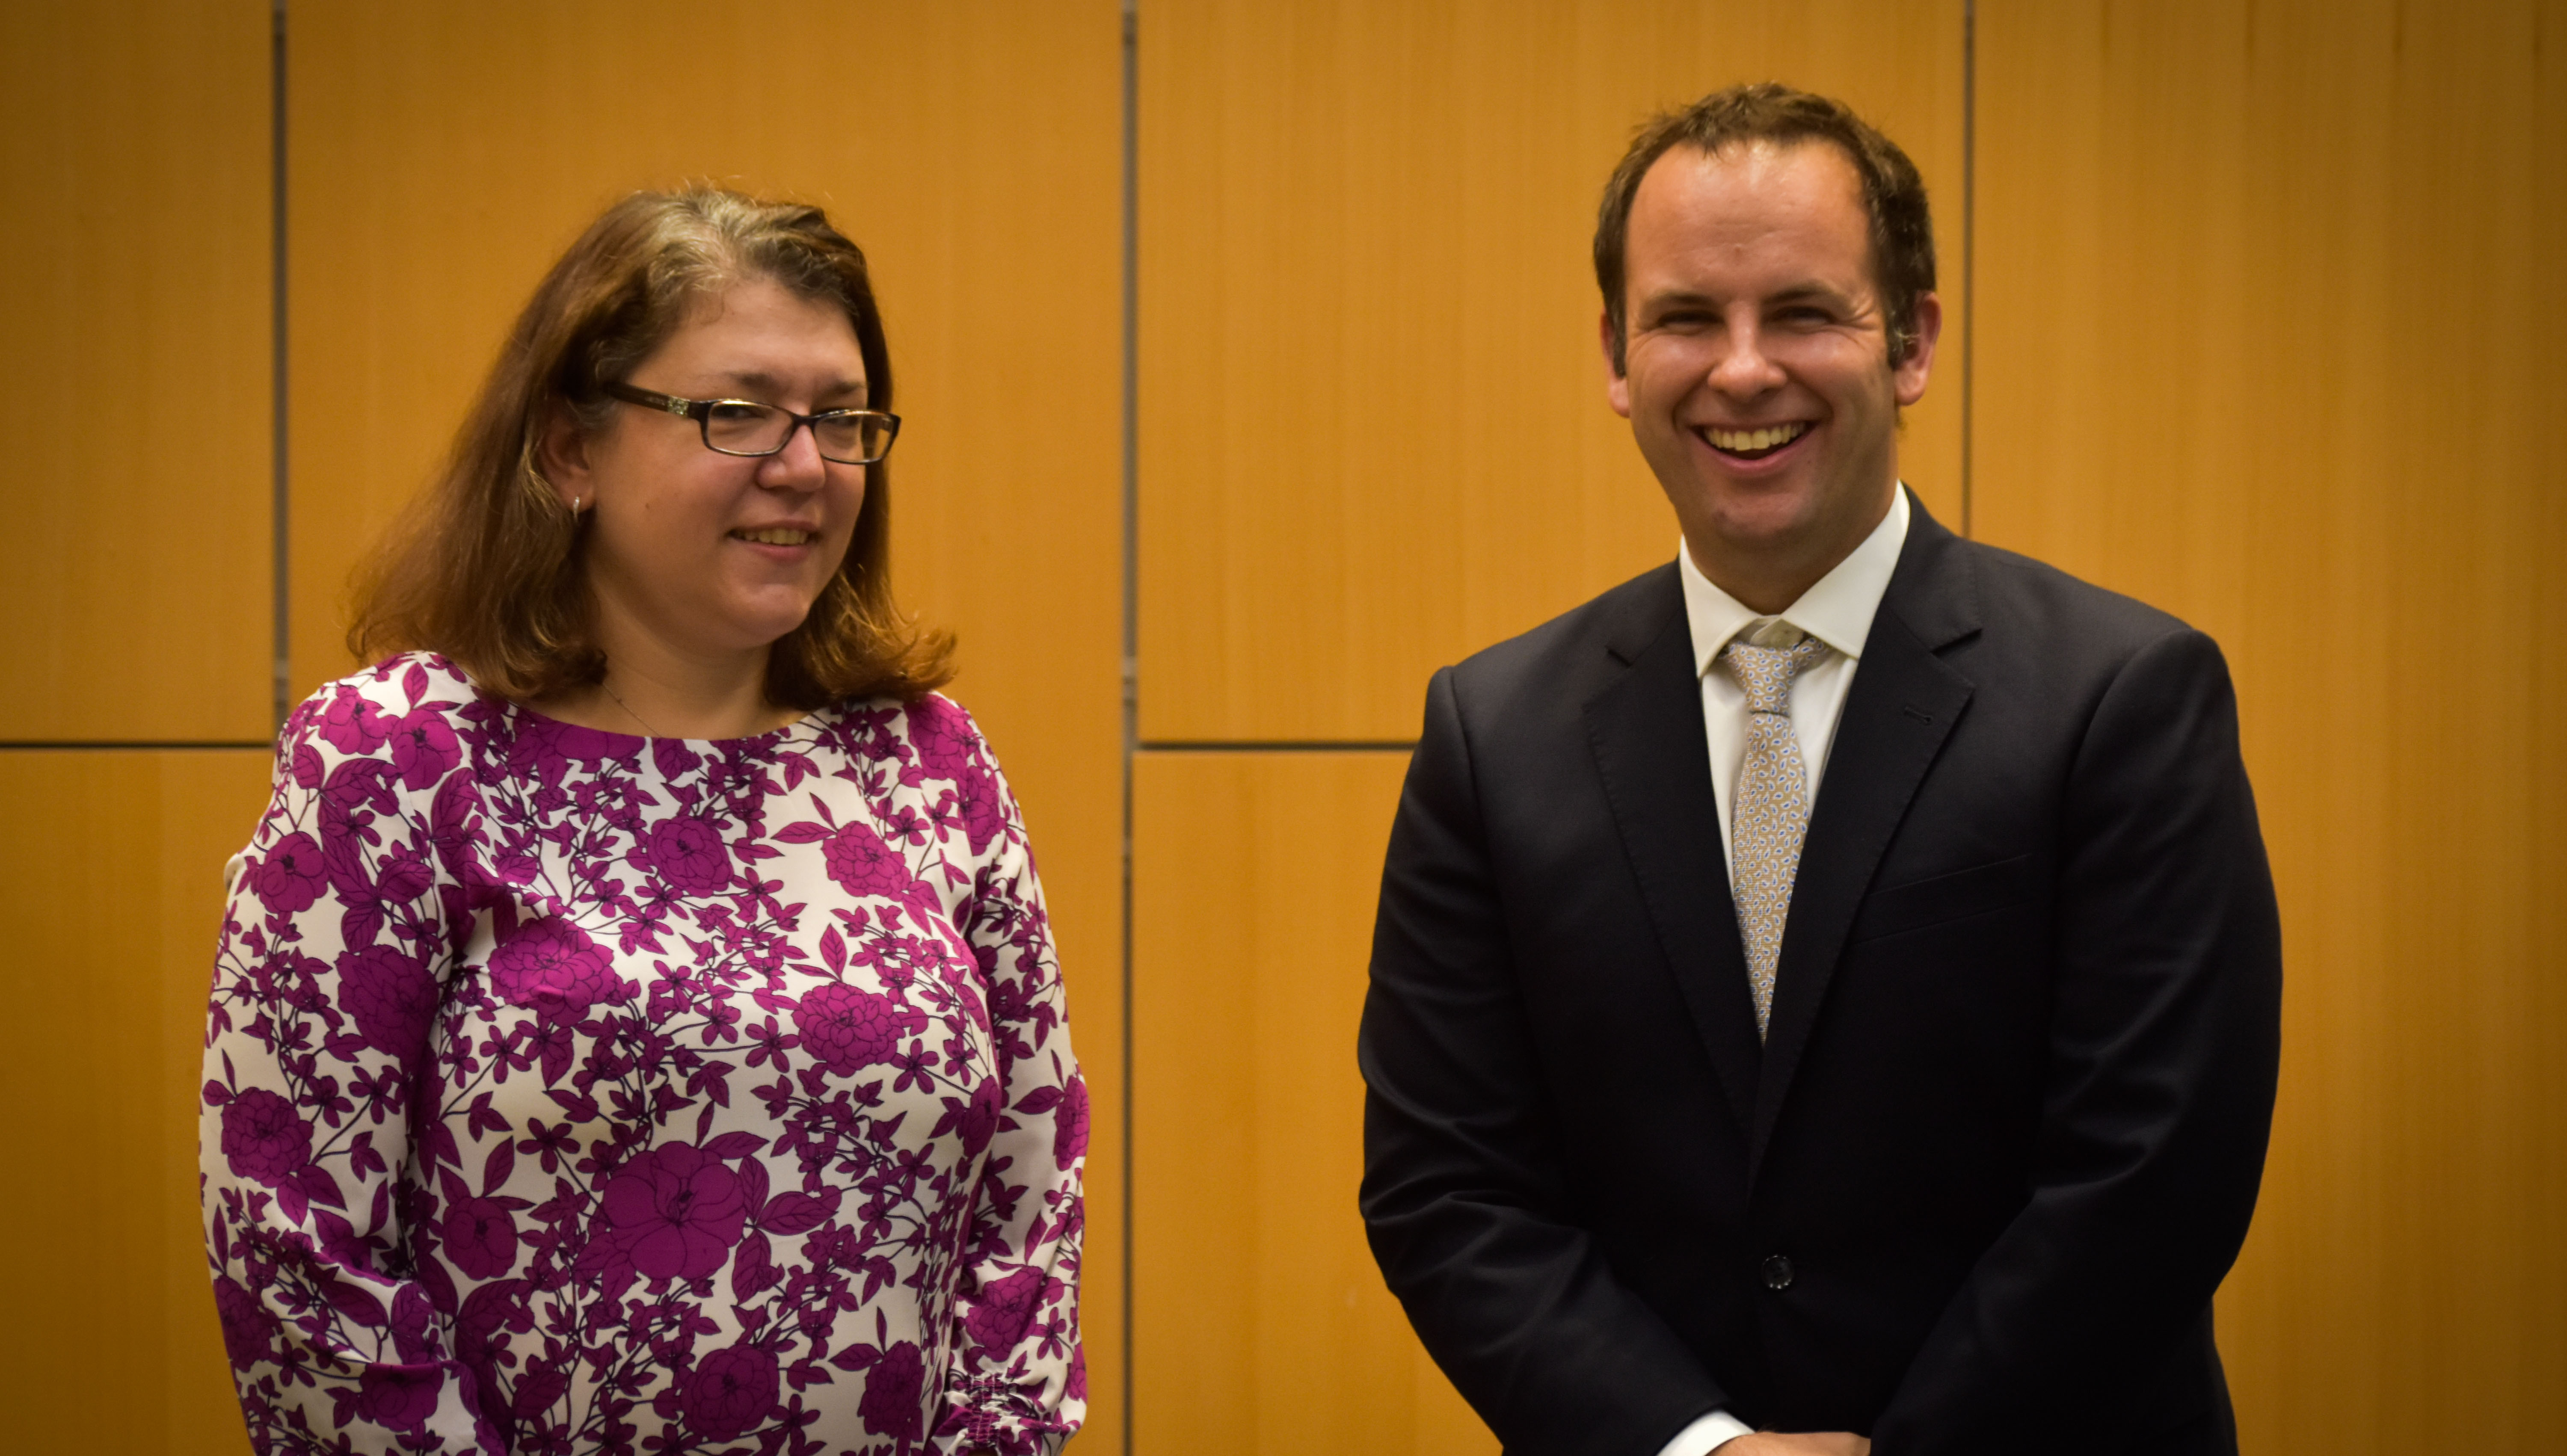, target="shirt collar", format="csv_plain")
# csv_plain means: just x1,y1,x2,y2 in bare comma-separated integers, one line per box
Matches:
1679,485,1911,678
